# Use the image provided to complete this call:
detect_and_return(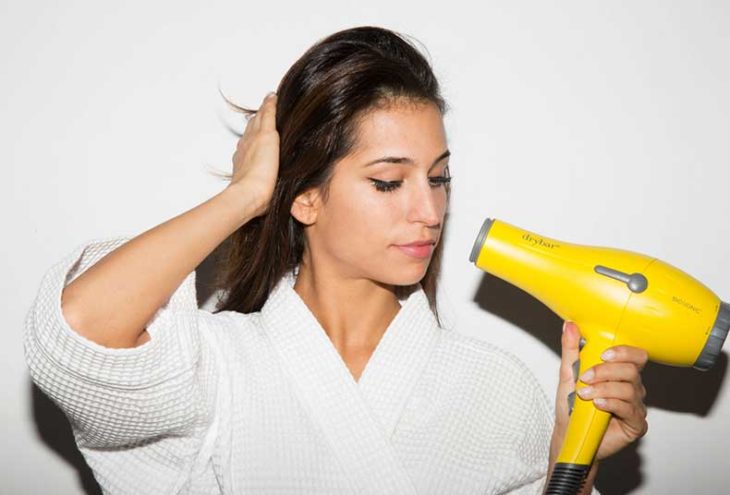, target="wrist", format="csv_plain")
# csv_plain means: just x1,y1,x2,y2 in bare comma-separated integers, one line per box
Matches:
549,423,567,460
220,184,266,226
